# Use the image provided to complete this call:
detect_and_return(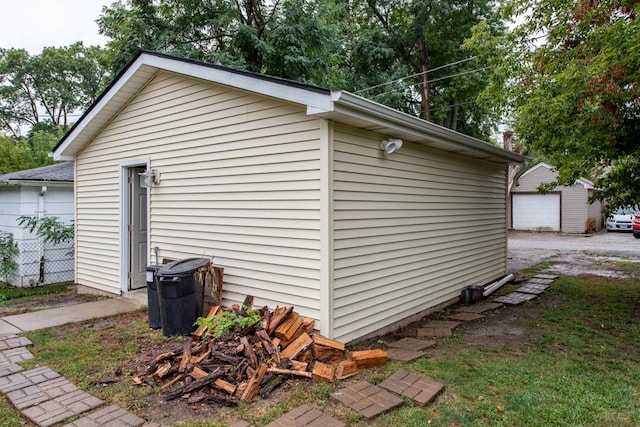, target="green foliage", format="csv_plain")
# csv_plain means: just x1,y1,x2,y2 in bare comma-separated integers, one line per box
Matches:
0,283,72,305
194,306,261,338
18,215,74,245
465,1,640,207
0,43,109,136
0,231,18,283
